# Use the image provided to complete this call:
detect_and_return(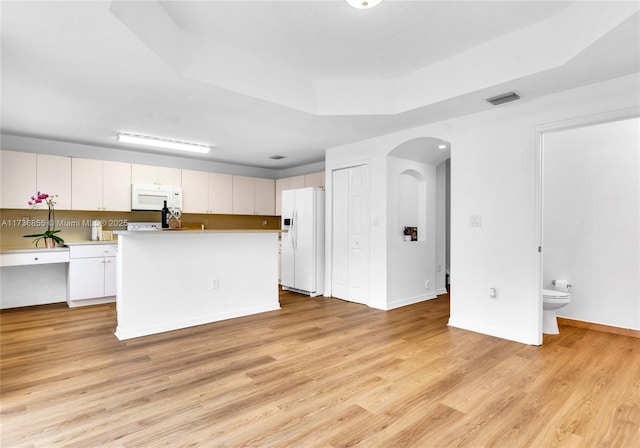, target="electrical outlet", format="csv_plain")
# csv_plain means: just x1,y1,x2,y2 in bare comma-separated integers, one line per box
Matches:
437,264,442,273
489,287,497,298
211,277,219,289
425,280,431,289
